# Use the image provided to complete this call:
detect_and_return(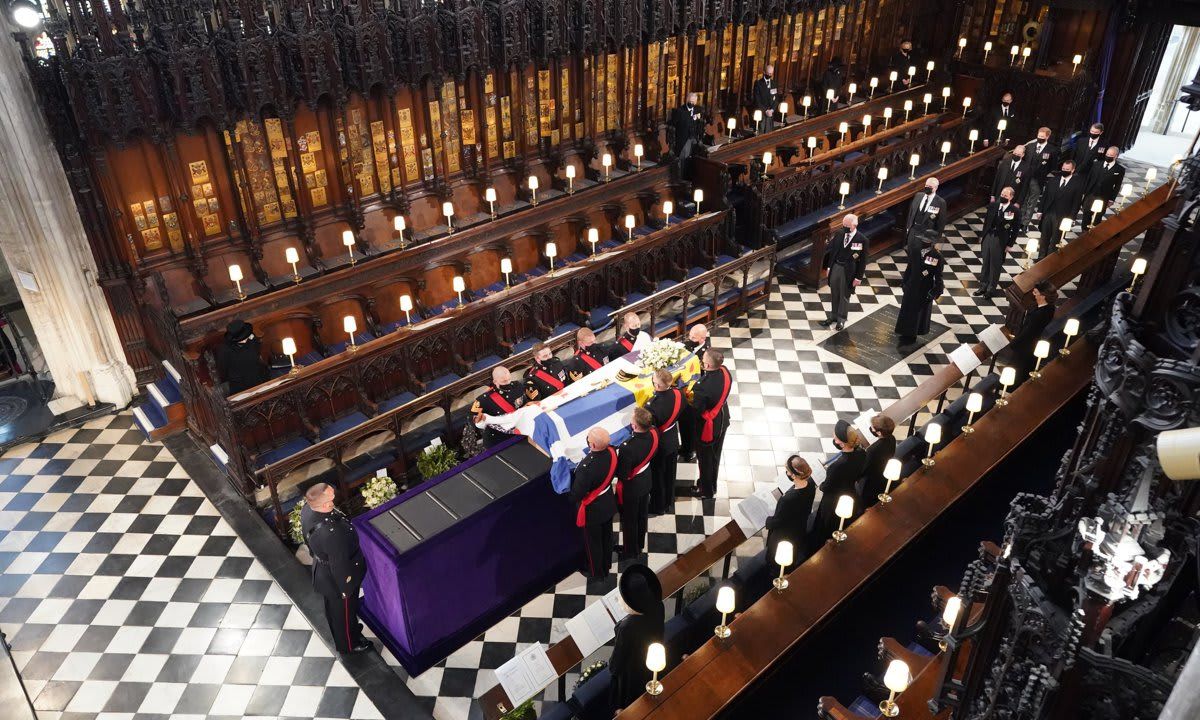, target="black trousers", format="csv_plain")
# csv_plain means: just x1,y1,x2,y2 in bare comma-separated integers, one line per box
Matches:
678,409,697,457
696,430,726,497
619,493,651,559
649,449,679,514
321,587,365,653
581,521,614,578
